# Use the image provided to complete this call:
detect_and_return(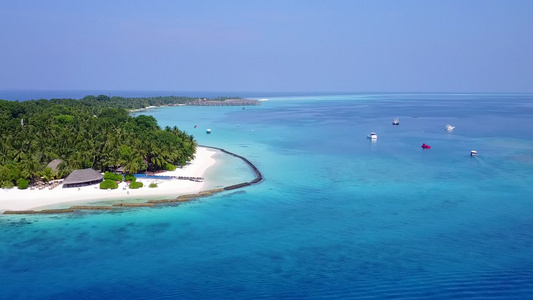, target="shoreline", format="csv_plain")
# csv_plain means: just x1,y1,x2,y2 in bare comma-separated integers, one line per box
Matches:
0,147,217,213
1,146,263,215
128,98,261,113
128,105,164,112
